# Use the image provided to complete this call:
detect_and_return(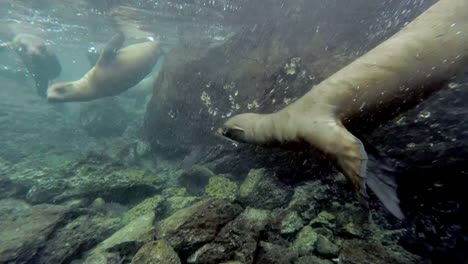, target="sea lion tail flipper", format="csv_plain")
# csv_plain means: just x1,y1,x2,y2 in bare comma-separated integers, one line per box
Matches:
34,74,49,98
97,32,125,65
366,156,405,219
331,124,404,219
